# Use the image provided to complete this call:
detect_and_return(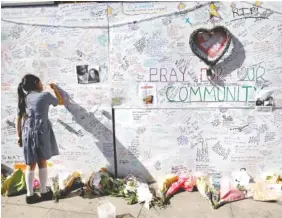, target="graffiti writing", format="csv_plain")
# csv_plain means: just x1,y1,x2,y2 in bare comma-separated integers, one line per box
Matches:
230,124,249,132
212,141,231,160
134,36,146,53
196,142,209,163
154,160,161,170
177,135,189,146
171,165,190,175
232,6,259,18
249,136,260,145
